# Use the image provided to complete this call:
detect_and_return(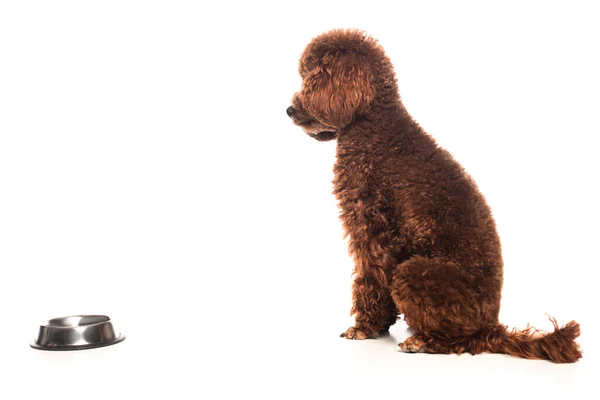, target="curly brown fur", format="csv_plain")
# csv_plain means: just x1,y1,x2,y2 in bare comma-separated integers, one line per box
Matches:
287,29,582,363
